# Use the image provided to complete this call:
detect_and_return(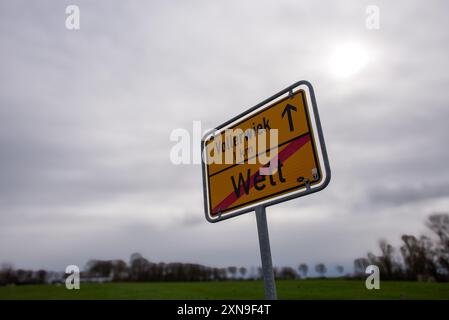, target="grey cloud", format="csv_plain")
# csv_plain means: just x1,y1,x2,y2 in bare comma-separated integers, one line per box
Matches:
369,183,449,207
0,0,448,271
